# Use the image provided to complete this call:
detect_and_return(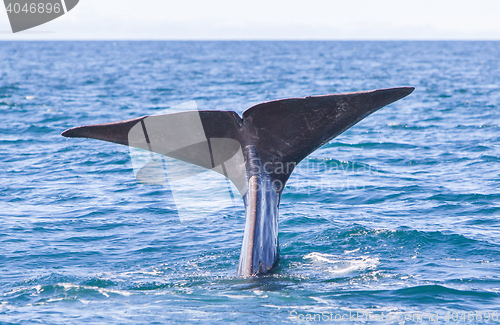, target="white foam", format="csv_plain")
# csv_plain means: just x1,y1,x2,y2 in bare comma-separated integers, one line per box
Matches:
303,252,379,275
58,282,132,297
